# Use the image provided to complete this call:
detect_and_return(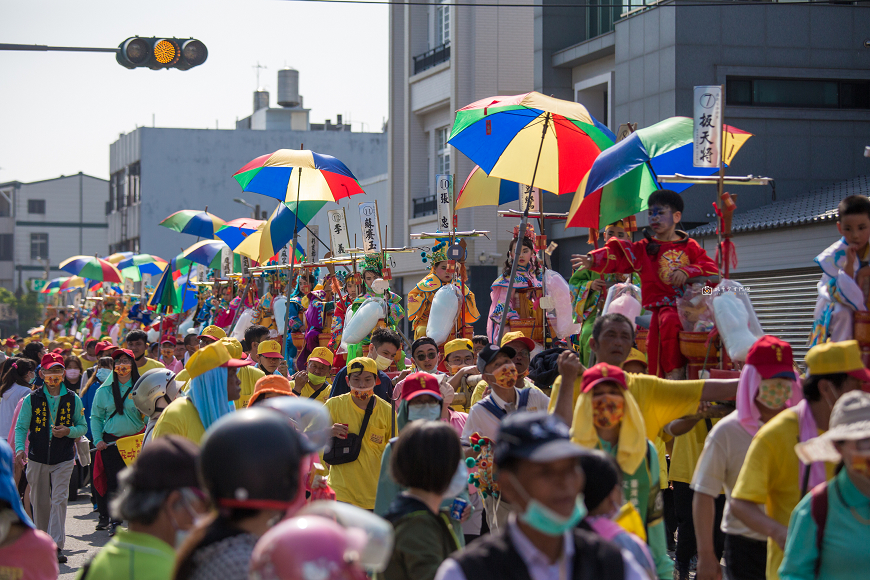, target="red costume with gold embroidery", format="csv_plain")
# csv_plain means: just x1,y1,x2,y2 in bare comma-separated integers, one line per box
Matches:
589,231,718,376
